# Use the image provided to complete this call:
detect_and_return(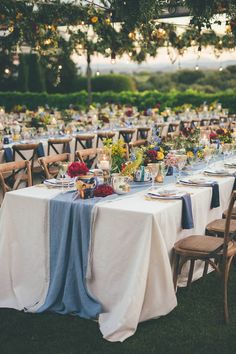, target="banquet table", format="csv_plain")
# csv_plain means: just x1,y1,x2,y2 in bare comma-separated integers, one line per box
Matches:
0,168,234,342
